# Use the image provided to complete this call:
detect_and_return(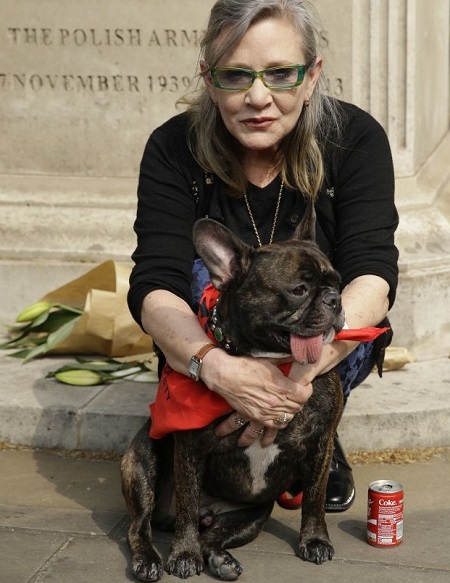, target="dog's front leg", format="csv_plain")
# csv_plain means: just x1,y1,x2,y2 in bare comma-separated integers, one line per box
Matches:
297,435,335,565
165,430,206,579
